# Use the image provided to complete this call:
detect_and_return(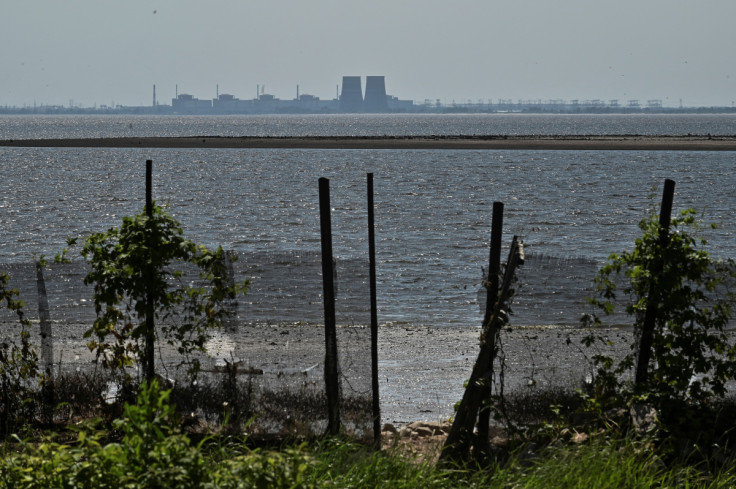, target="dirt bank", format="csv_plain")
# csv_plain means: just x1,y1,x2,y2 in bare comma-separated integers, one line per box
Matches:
3,135,736,151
